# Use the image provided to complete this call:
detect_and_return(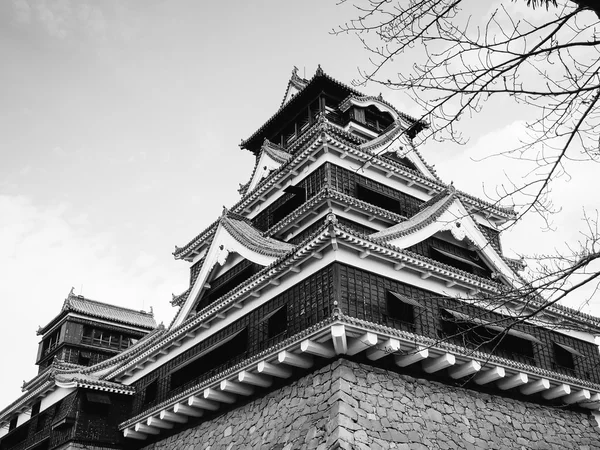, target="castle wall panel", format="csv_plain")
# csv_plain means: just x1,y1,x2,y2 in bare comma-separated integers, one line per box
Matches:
328,164,423,217
252,165,328,232
337,263,600,384
138,359,600,450
131,265,335,415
